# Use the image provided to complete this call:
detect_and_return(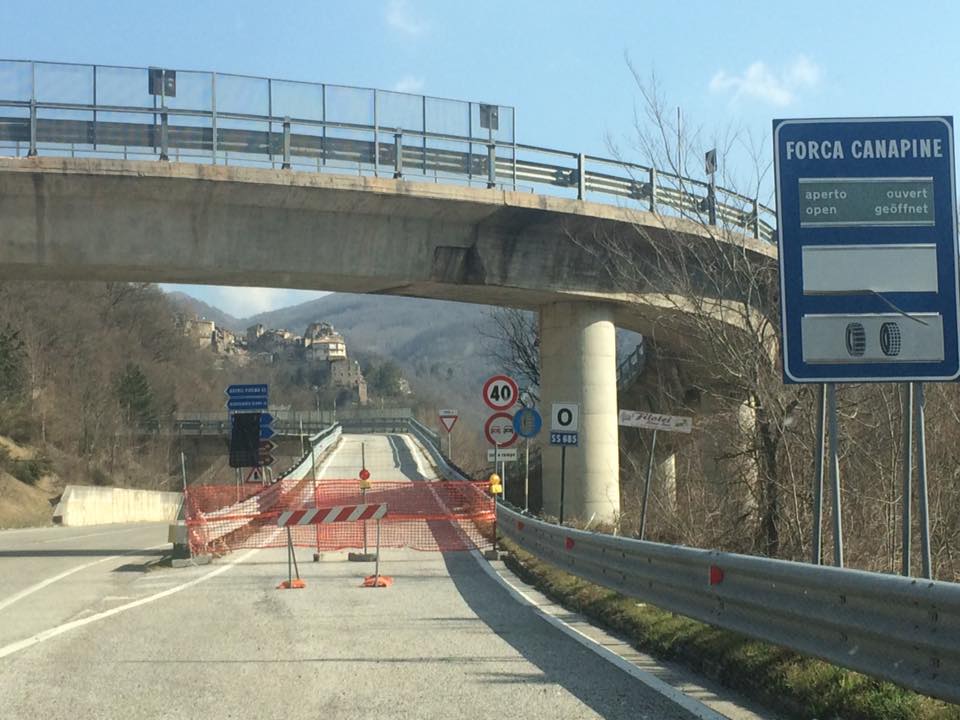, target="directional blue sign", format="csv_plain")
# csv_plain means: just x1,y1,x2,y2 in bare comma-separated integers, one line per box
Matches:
226,397,268,411
774,117,959,382
259,413,275,439
225,384,268,398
